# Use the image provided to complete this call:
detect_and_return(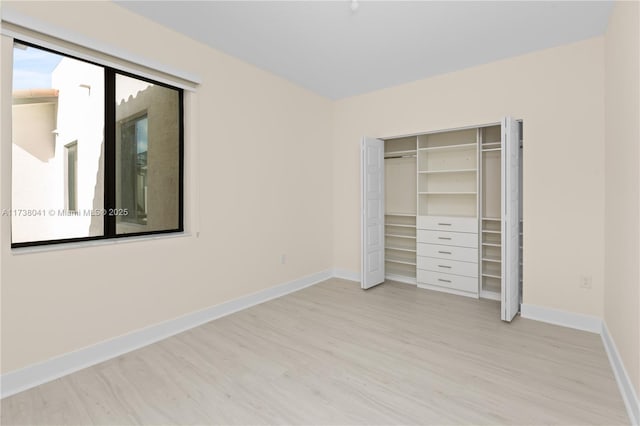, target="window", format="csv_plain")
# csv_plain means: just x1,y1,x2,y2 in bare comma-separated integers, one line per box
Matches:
11,41,183,247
